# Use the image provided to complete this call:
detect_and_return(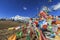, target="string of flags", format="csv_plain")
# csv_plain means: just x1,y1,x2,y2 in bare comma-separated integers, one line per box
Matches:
8,8,60,40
